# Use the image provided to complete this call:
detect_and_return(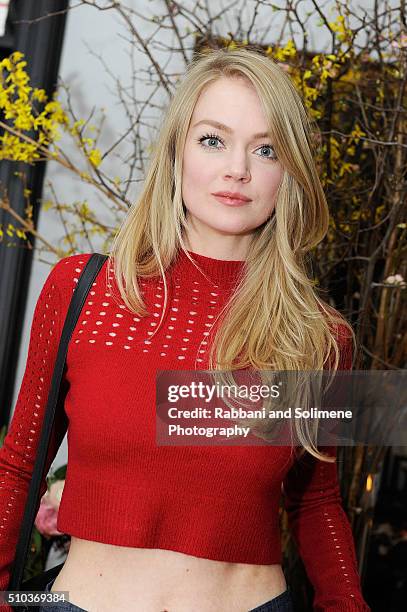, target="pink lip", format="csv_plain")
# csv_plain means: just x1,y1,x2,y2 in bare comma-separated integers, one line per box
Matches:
212,191,252,202
212,194,252,207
